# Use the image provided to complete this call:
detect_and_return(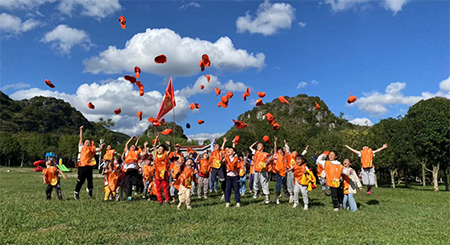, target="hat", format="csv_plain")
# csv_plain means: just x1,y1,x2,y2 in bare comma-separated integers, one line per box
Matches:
175,144,181,147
